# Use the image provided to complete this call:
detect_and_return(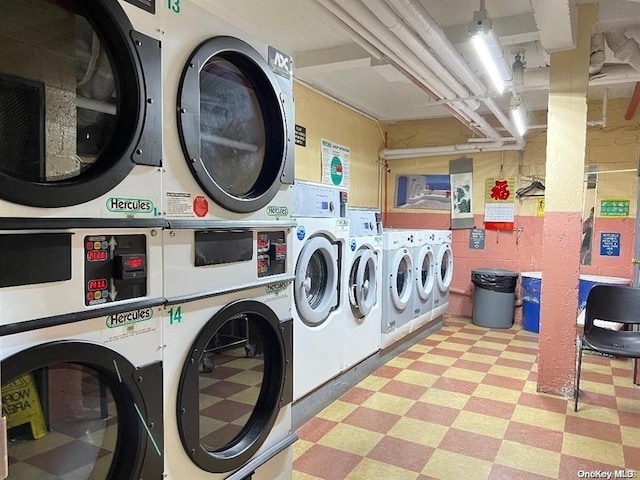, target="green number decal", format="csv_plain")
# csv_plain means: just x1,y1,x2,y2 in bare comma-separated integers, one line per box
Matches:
167,0,180,13
168,306,183,324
